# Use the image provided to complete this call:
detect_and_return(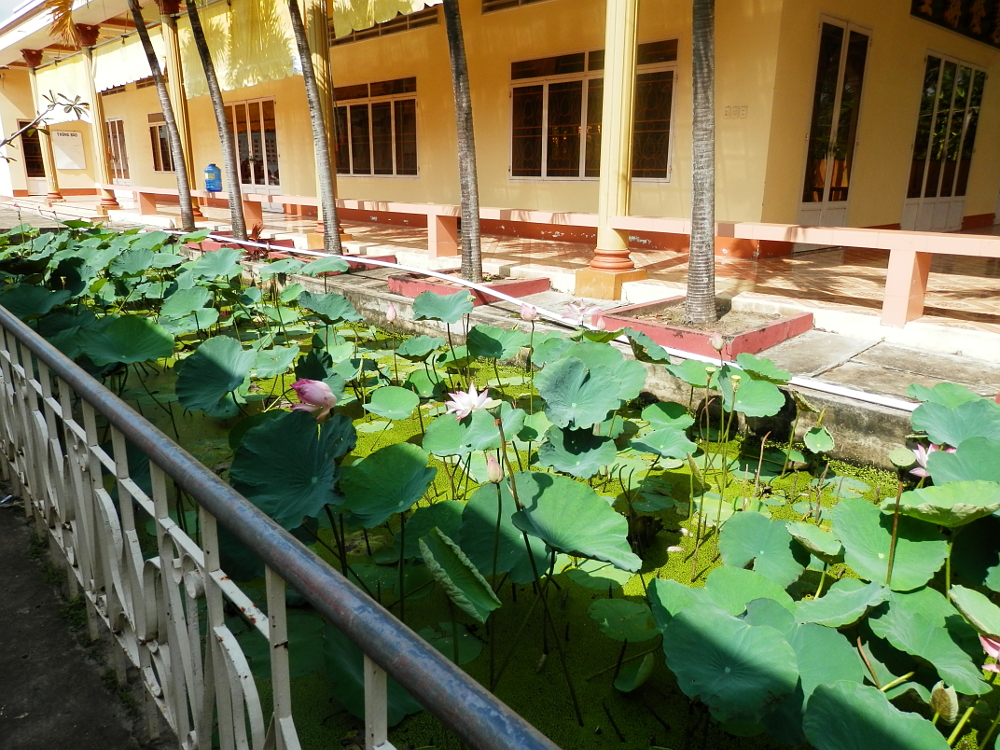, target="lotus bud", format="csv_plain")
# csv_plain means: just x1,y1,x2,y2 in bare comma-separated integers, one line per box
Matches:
731,373,742,390
709,332,724,352
386,303,397,323
486,453,503,484
705,366,716,374
930,681,958,725
595,317,606,331
519,304,538,322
